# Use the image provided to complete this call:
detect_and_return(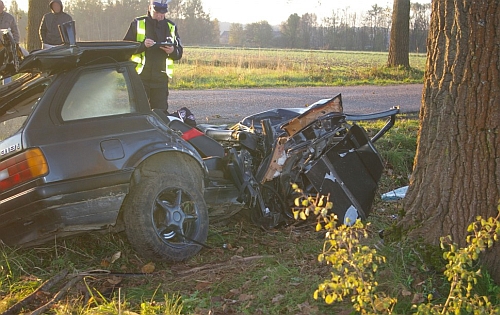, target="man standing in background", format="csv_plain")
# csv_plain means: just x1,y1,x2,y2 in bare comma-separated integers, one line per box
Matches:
0,0,20,84
124,0,183,112
0,0,19,43
39,0,72,49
